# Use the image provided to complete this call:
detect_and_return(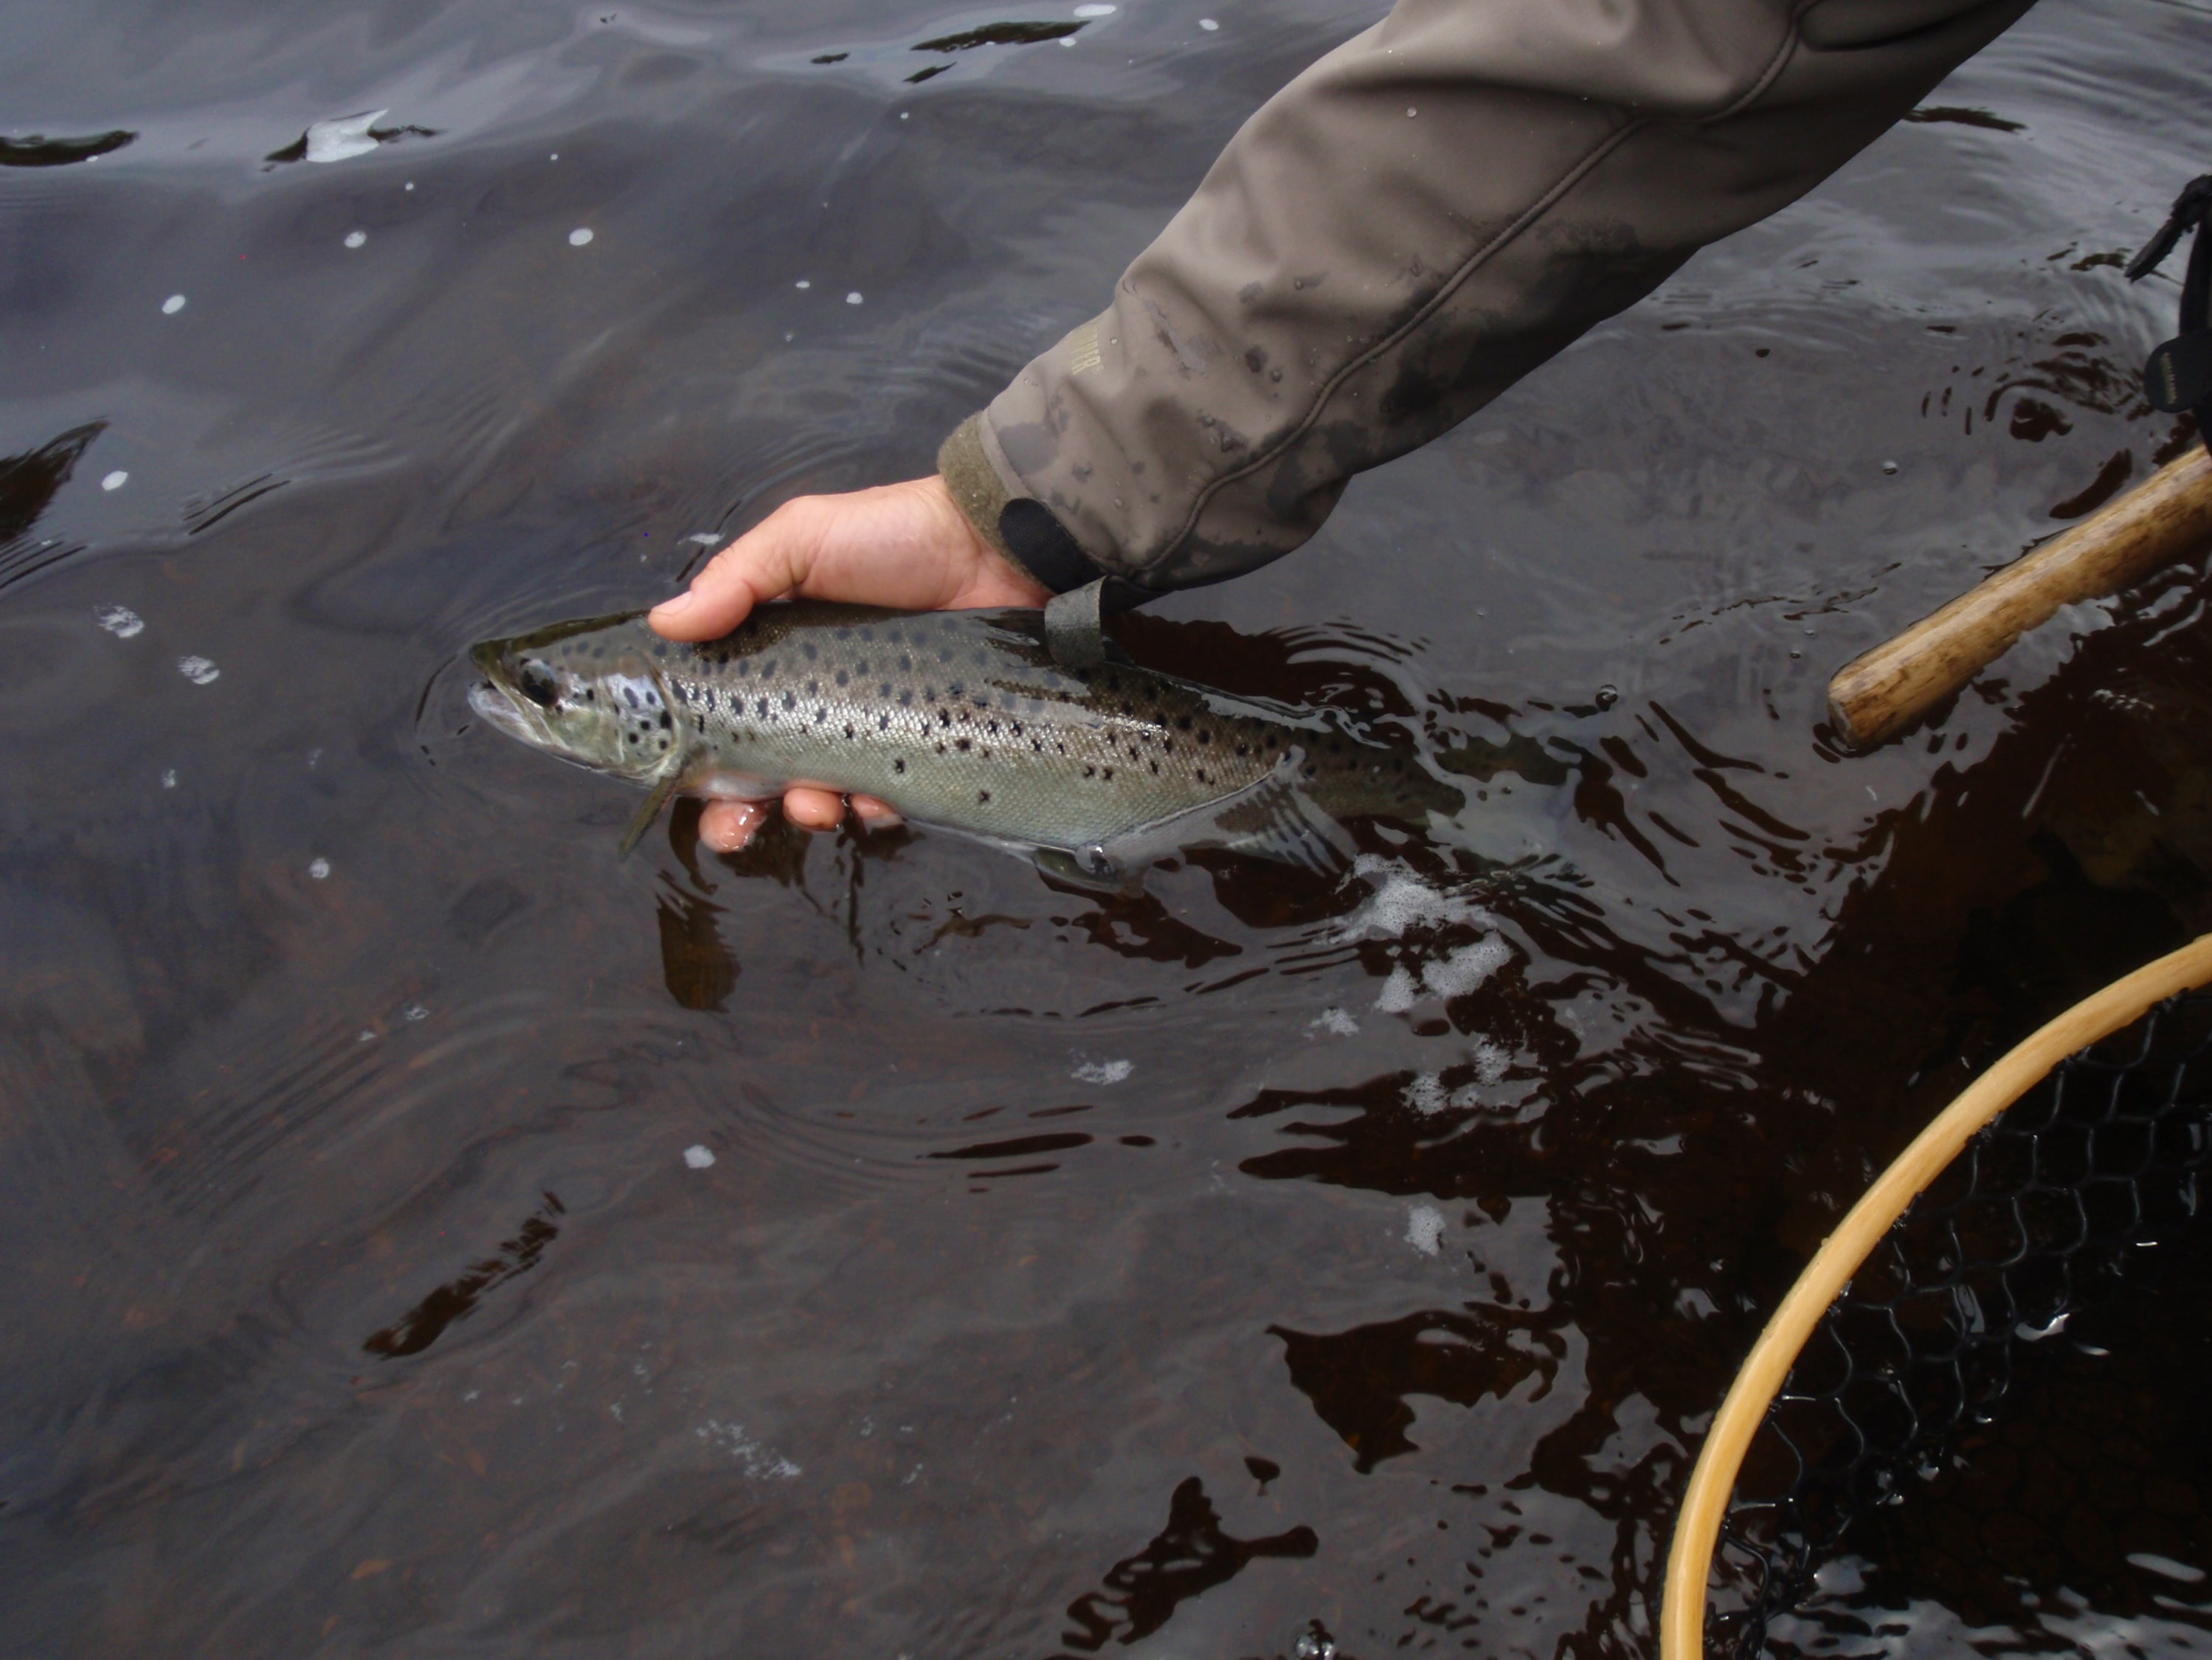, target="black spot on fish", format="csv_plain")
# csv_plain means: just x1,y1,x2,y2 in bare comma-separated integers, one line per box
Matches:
860,626,877,642
1102,767,1113,780
1196,768,1209,784
756,698,769,716
658,738,668,750
1235,744,1248,756
807,679,818,696
782,692,796,710
833,628,851,641
1197,730,1209,745
899,690,913,706
1150,761,1159,775
947,681,963,697
659,712,671,730
894,758,905,772
1176,716,1191,730
978,789,990,803
955,737,971,752
1082,764,1095,778
624,687,640,709
843,724,854,739
899,654,912,671
934,742,946,755
584,688,596,702
939,708,952,726
803,642,818,660
878,714,889,730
